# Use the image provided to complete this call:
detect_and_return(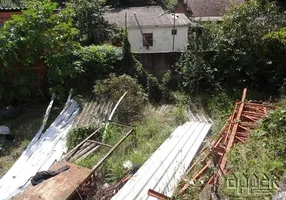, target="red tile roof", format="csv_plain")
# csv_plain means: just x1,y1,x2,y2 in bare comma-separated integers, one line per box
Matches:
185,0,245,17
